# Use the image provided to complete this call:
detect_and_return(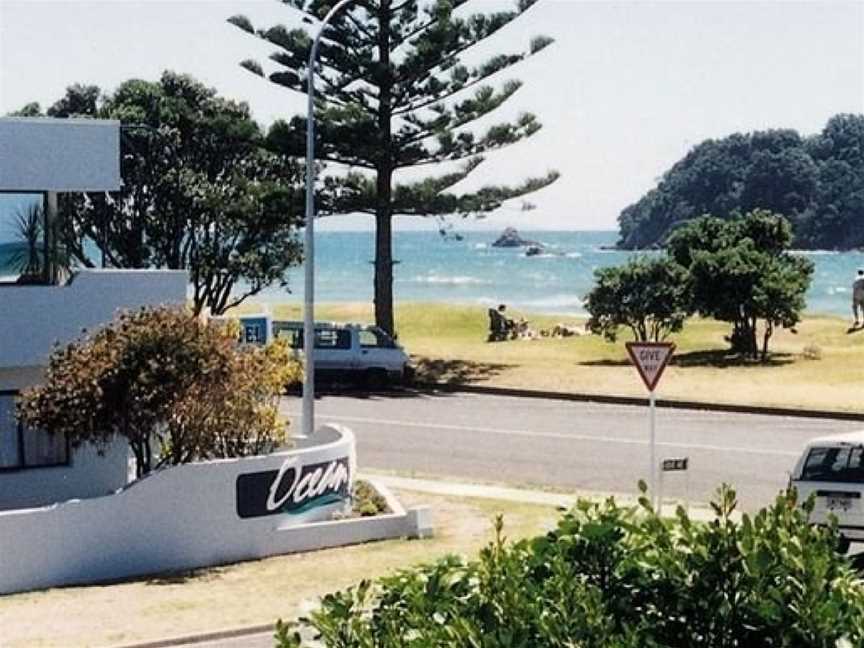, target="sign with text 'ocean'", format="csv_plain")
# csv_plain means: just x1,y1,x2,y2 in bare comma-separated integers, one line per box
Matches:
236,456,351,519
625,342,675,392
